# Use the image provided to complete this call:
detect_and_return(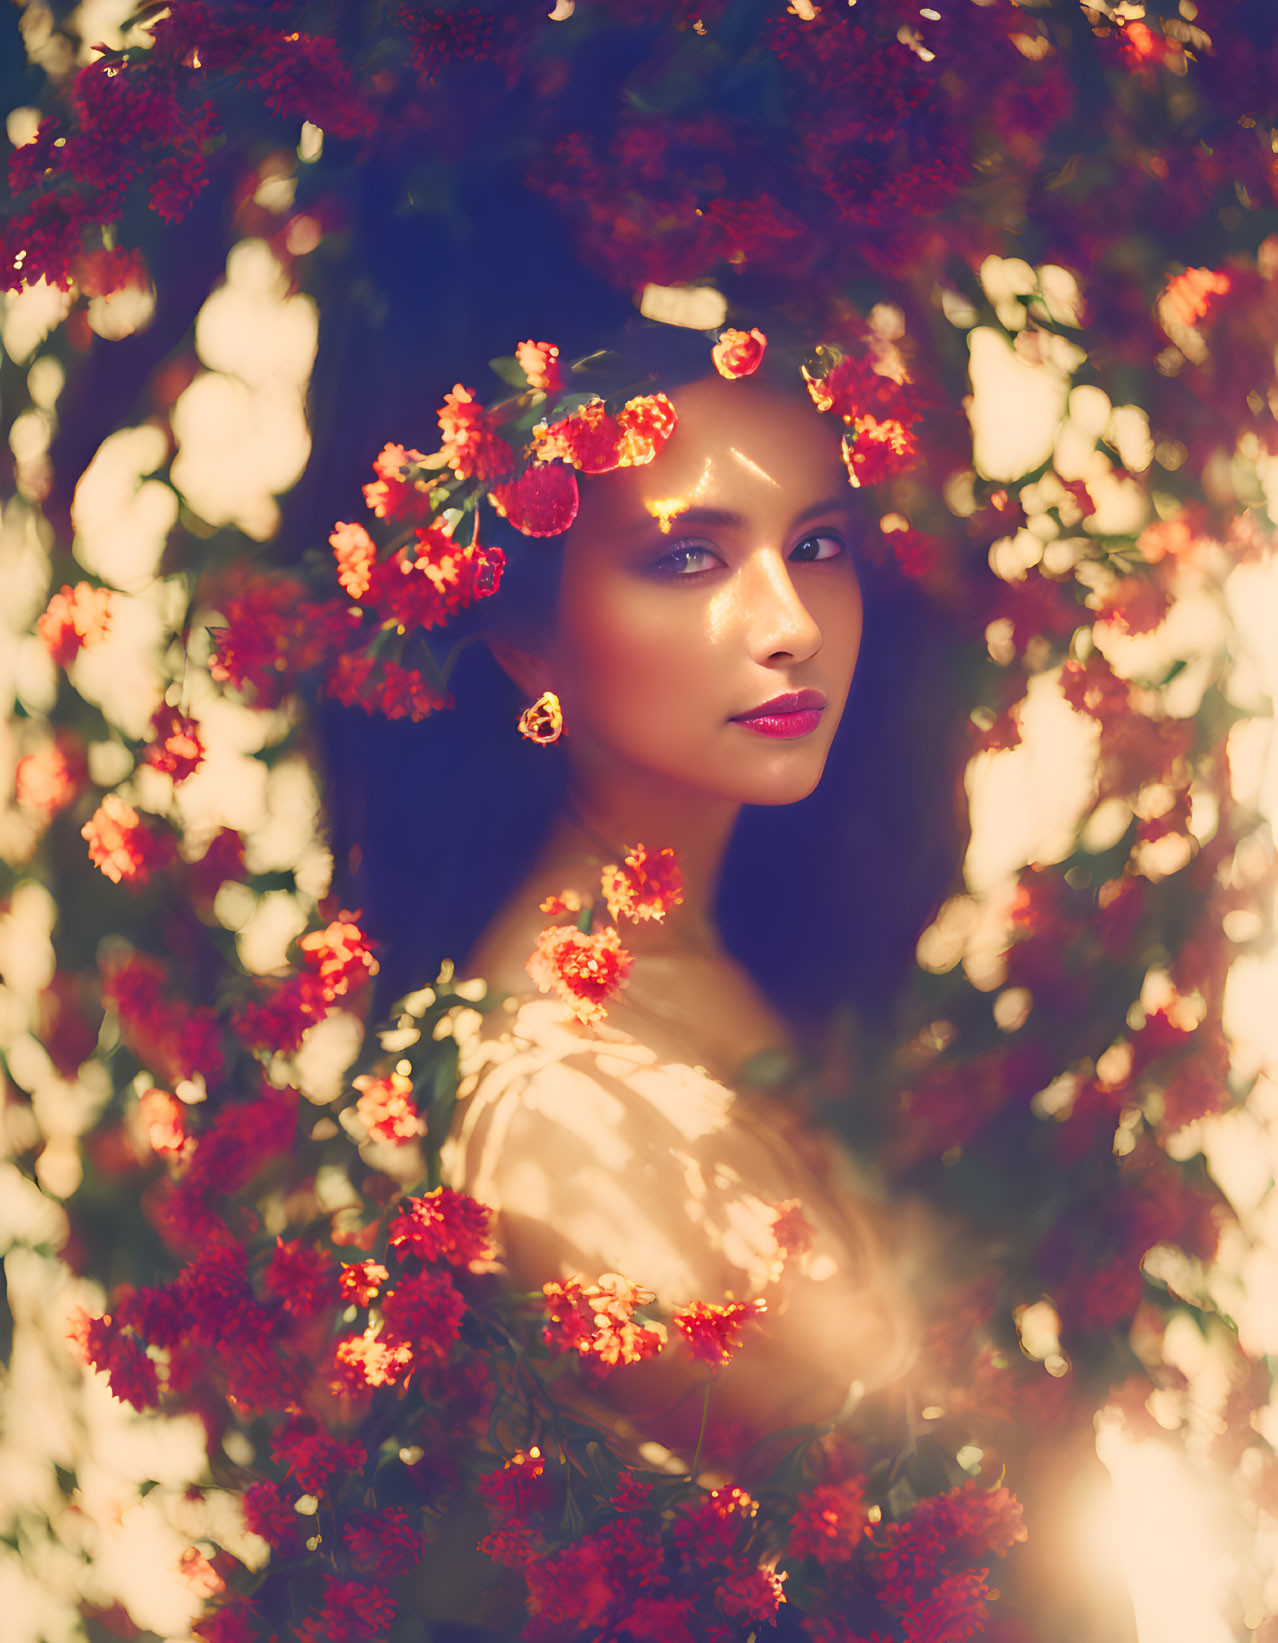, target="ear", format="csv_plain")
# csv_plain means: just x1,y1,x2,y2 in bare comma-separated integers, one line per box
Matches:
483,634,552,702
